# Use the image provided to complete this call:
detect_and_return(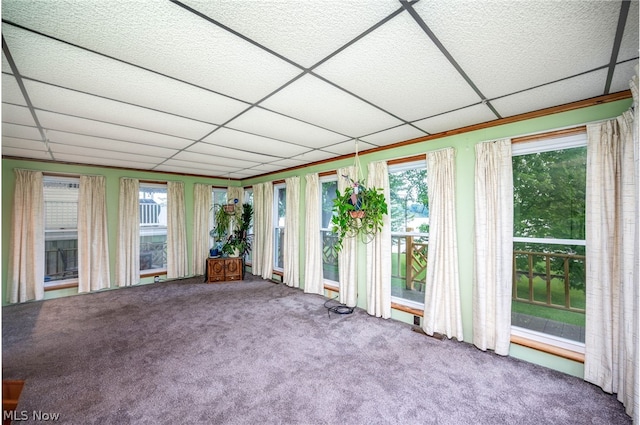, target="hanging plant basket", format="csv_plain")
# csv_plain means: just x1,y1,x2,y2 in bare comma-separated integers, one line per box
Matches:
349,210,365,219
223,204,235,214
